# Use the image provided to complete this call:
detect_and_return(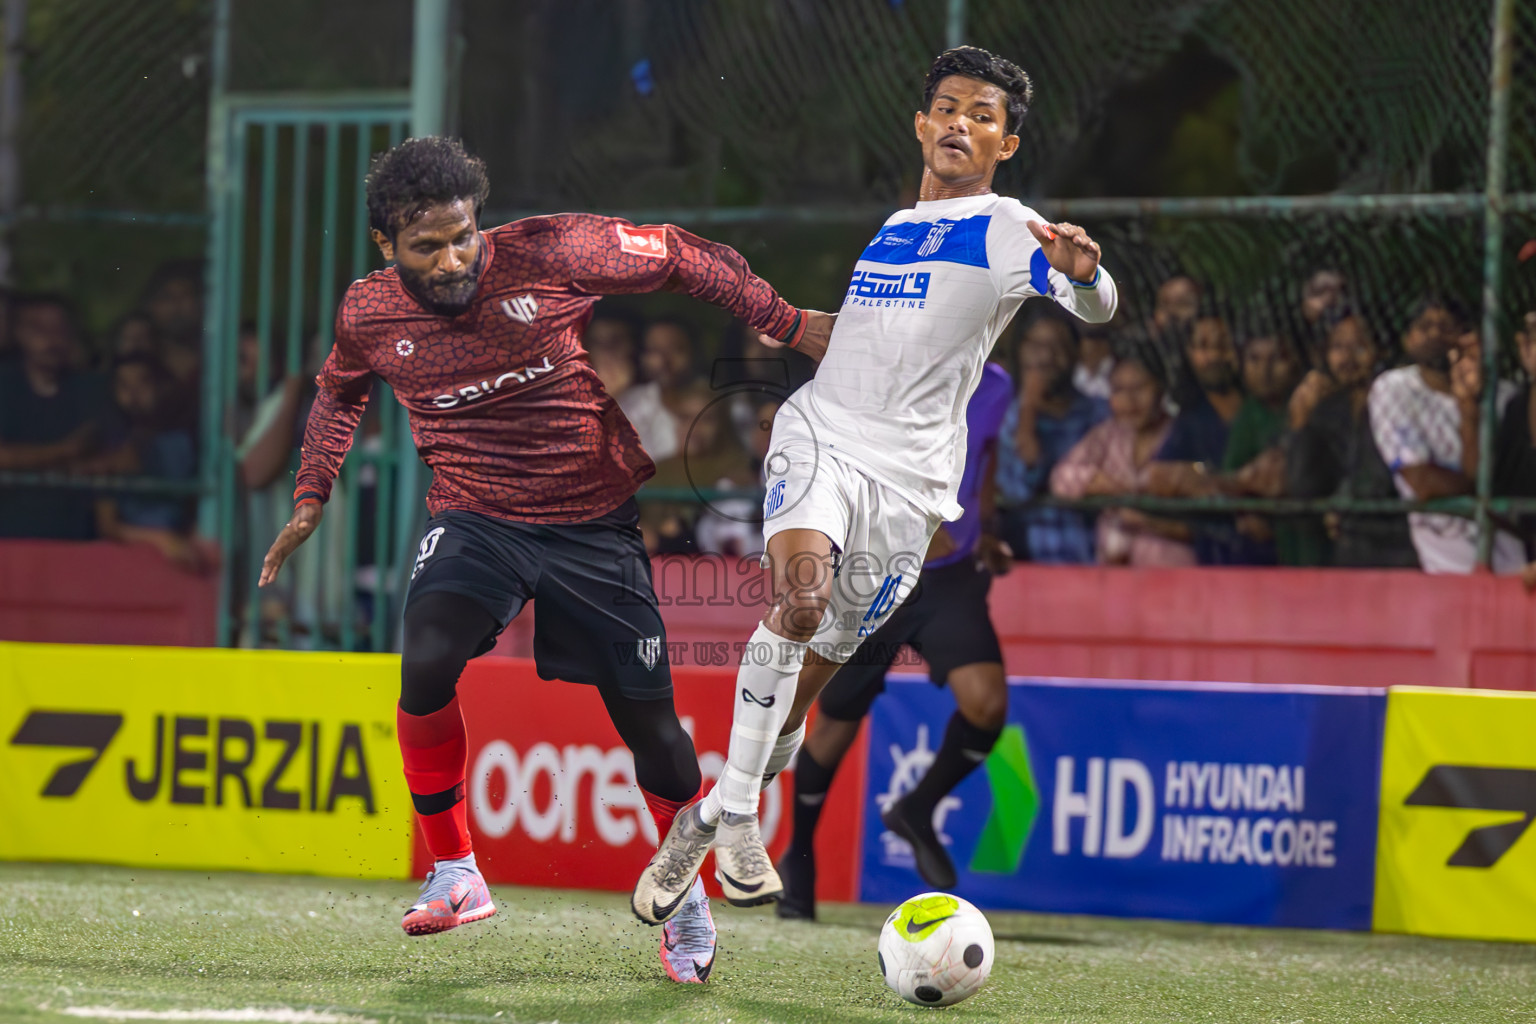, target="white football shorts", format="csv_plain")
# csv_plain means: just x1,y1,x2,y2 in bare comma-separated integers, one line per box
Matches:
760,441,941,663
